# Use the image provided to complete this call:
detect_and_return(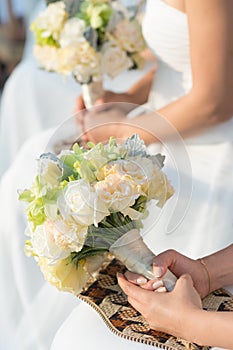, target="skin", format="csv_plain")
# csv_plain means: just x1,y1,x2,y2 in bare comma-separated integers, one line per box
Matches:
75,0,233,144
117,244,233,348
